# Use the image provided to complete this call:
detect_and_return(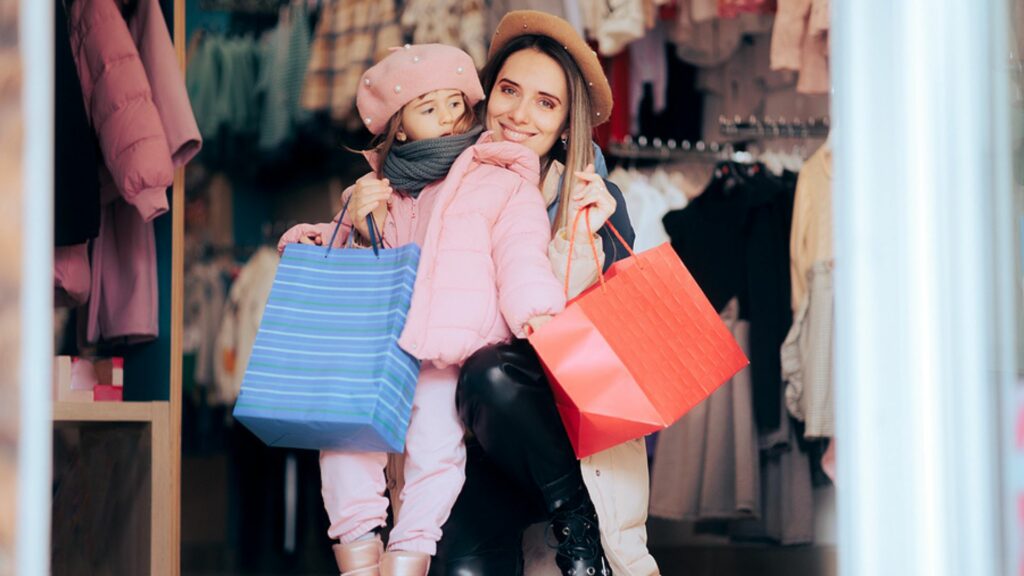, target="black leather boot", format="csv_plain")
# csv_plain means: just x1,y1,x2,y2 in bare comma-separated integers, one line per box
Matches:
549,490,612,576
